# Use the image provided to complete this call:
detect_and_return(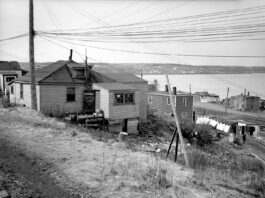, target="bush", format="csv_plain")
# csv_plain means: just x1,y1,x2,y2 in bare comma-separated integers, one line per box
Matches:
180,121,195,143
195,124,213,147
